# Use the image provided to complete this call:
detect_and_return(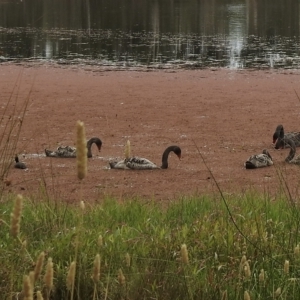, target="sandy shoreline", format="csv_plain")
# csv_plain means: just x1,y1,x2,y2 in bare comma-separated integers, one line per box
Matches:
1,63,300,202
